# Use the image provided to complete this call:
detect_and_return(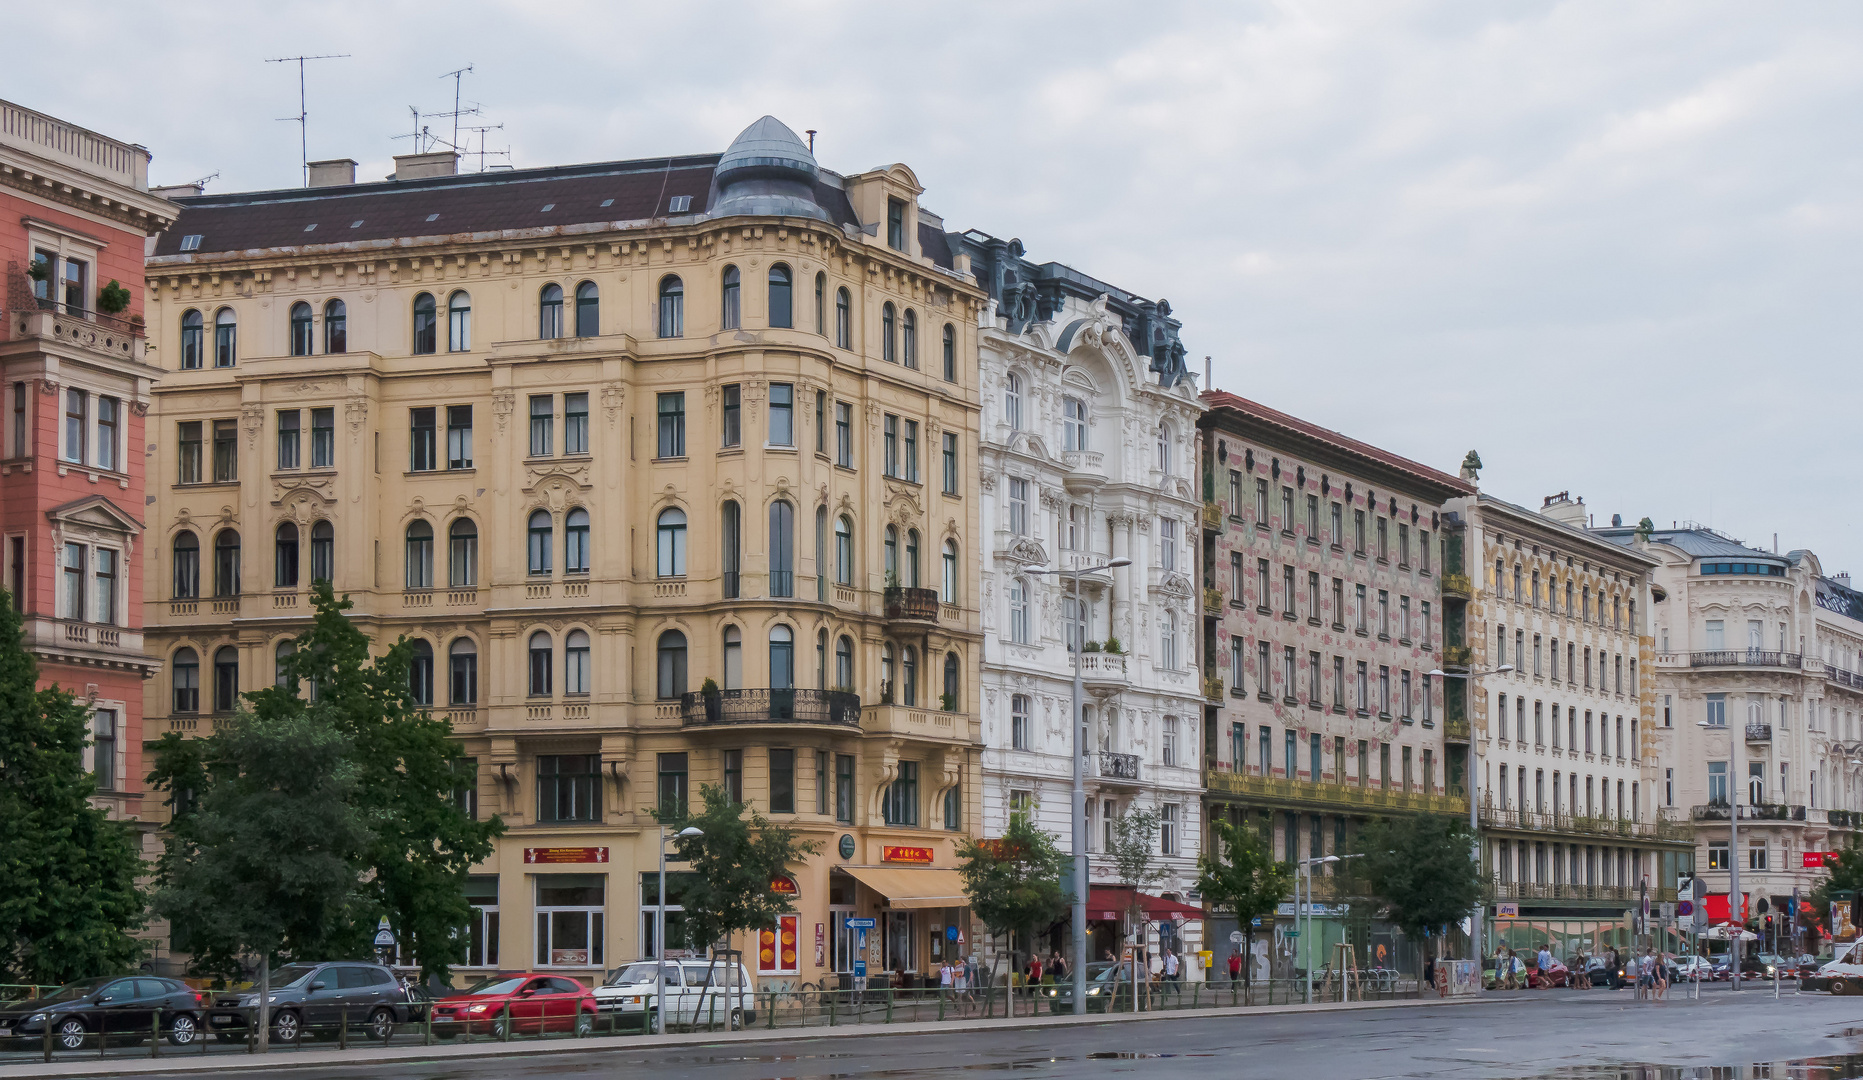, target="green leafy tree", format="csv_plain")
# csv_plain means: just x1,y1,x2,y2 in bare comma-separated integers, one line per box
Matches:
1196,819,1292,988
958,807,1068,981
1108,806,1165,933
655,784,822,1024
245,581,503,982
1808,832,1863,950
0,592,146,984
1347,813,1485,978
